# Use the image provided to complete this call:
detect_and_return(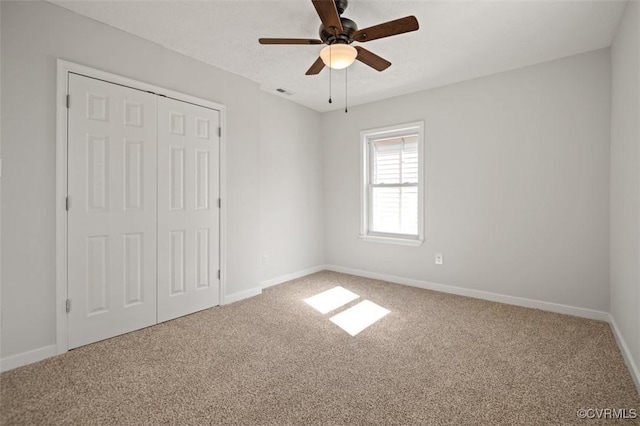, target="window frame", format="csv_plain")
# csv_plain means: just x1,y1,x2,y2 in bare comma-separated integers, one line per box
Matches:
359,121,425,246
